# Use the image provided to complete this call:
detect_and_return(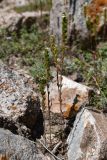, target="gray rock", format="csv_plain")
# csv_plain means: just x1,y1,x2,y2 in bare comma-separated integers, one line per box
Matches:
0,0,33,7
0,128,46,160
0,9,48,32
67,109,107,160
50,0,69,44
50,0,89,44
0,62,44,139
50,0,106,46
